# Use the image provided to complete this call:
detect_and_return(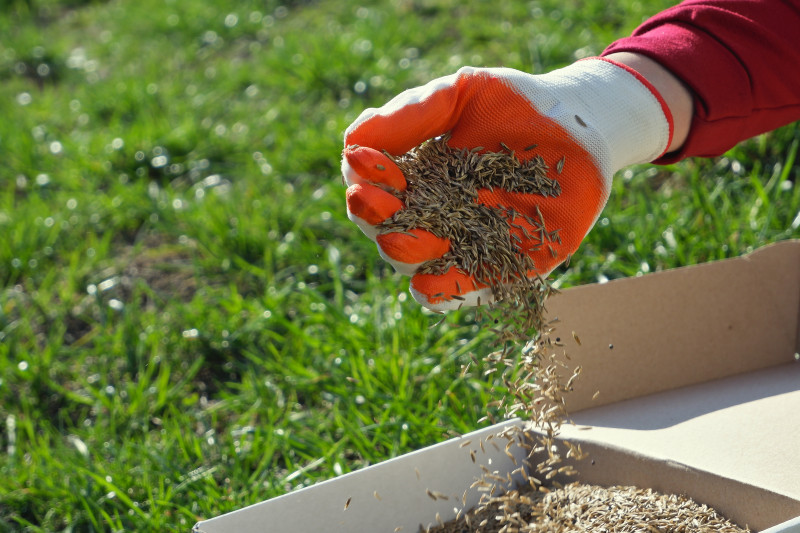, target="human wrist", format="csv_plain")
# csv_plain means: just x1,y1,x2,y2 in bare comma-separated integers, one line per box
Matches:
602,52,693,154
